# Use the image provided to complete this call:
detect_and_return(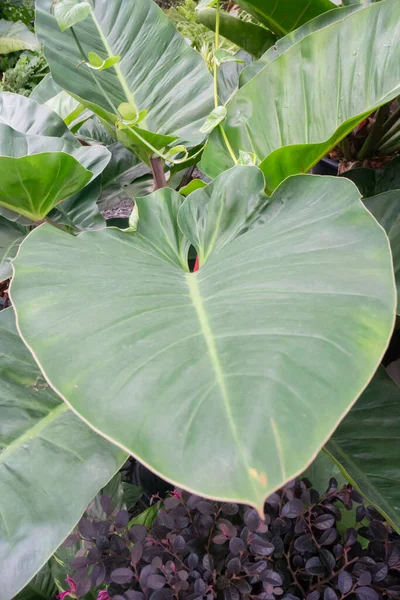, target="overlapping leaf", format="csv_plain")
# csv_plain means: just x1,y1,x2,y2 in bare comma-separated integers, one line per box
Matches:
200,0,400,193
0,19,40,54
0,308,126,600
326,367,400,531
36,0,214,150
11,167,395,511
0,216,28,282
